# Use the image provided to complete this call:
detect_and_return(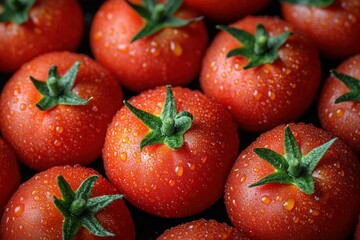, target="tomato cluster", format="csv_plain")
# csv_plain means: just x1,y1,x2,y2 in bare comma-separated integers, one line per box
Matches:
0,0,359,239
